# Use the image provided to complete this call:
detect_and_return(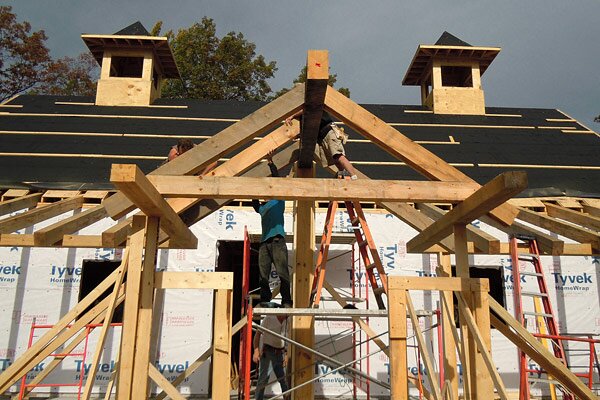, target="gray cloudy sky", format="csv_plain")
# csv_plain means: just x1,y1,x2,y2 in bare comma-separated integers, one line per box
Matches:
7,1,600,127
